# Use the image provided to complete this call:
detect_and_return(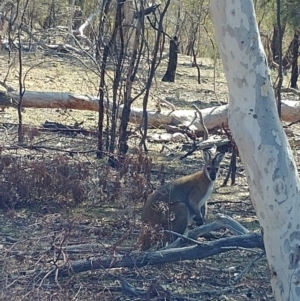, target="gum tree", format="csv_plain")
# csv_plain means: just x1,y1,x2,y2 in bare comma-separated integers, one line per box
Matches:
210,1,300,300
